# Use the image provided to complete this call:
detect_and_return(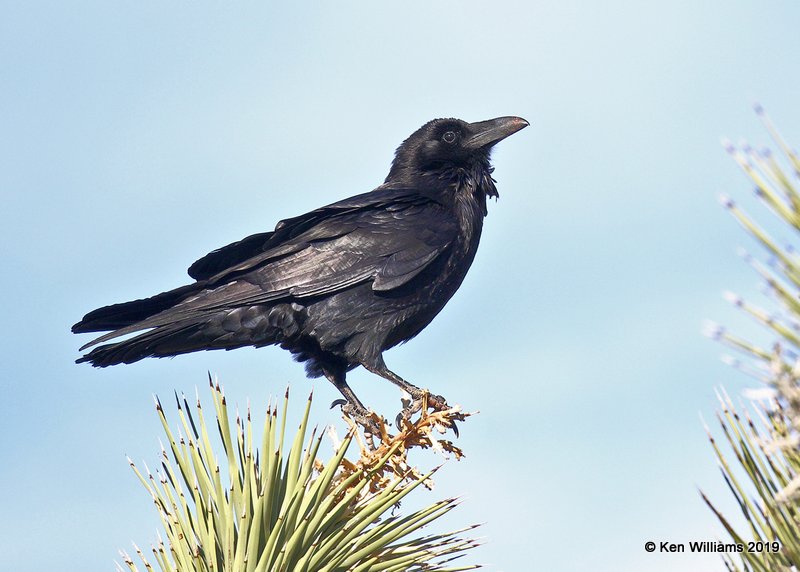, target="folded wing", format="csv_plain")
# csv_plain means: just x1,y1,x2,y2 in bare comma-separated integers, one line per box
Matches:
81,189,458,348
